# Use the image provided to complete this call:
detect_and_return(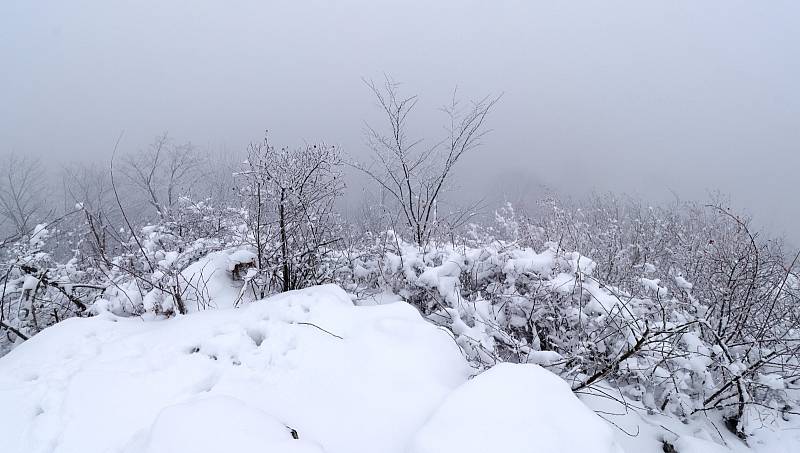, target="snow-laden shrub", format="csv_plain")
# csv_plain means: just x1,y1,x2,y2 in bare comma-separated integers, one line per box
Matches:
68,195,247,318
3,185,799,439
0,225,99,354
94,212,245,317
235,136,345,296
531,196,800,433
333,200,800,437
